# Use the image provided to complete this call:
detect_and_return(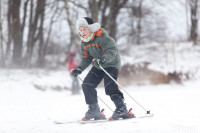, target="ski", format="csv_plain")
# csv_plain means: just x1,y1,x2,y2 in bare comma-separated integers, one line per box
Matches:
54,114,154,125
54,121,78,124
79,114,153,124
